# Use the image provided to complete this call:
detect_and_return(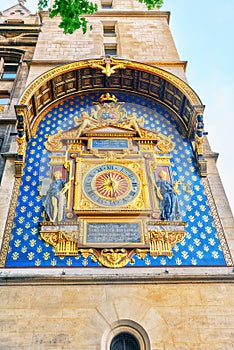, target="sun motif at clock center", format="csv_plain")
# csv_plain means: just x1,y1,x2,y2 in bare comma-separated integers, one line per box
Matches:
93,170,130,200
82,164,140,207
